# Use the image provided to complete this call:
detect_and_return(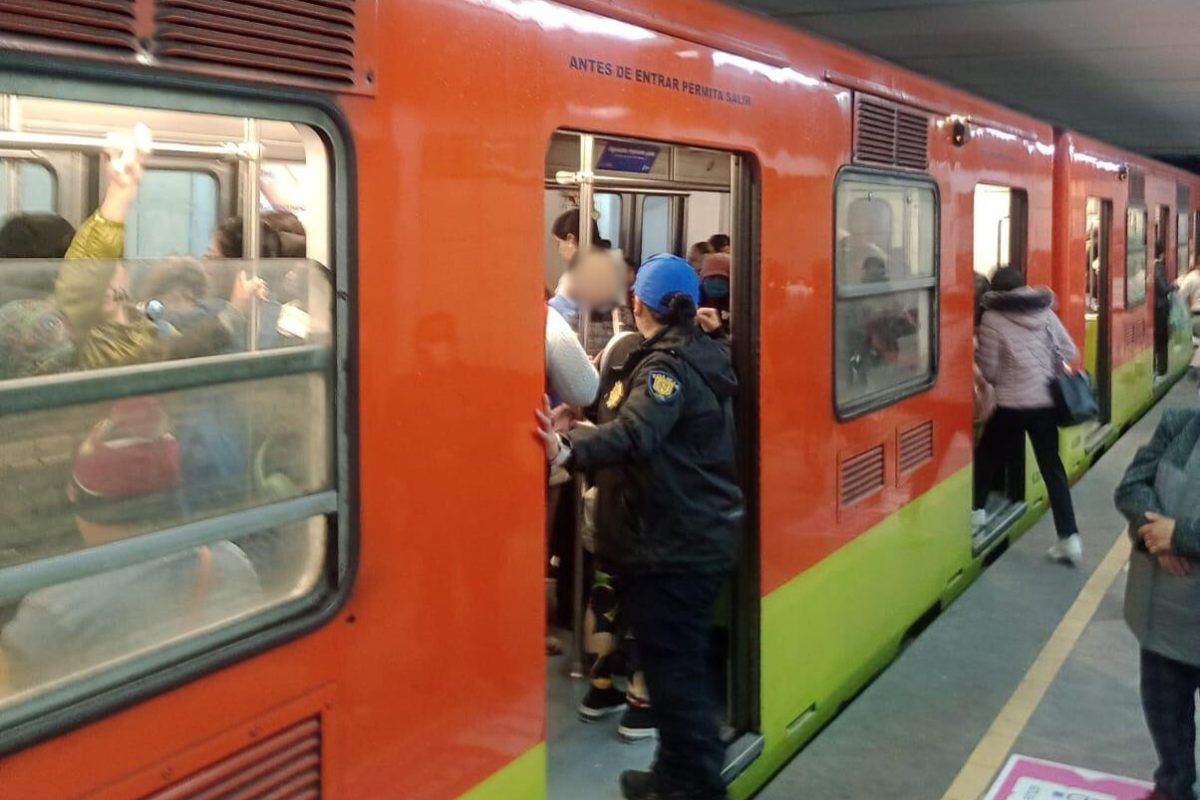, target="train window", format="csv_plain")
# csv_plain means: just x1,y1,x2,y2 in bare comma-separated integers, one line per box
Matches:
973,185,1028,279
642,195,672,258
1178,211,1190,274
0,95,344,735
0,160,58,216
1127,206,1148,307
125,169,221,258
834,171,939,417
596,193,622,249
